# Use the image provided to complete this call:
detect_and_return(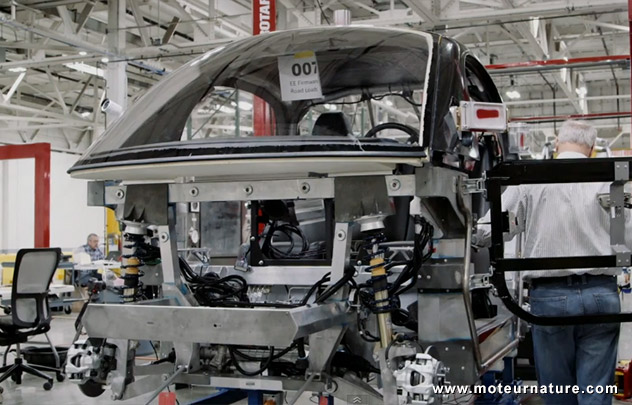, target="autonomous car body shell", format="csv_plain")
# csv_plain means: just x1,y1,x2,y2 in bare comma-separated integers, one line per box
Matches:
69,26,504,181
